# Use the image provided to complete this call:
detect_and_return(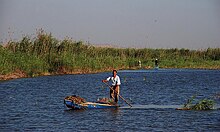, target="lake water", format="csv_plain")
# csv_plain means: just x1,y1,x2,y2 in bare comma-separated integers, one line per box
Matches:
0,69,220,131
